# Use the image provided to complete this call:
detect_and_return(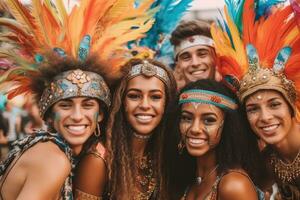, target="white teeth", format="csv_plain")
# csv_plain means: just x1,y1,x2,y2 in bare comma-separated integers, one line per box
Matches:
136,115,153,120
188,138,206,145
262,124,279,131
191,70,205,75
67,125,86,131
